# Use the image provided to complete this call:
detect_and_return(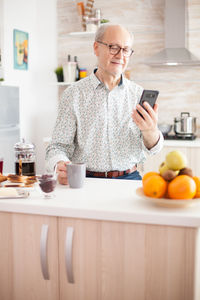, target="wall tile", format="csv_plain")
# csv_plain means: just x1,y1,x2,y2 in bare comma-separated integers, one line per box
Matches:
57,0,200,135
